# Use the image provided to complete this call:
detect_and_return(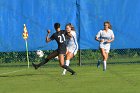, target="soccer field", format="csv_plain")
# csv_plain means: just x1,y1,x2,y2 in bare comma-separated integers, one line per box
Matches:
0,64,140,93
